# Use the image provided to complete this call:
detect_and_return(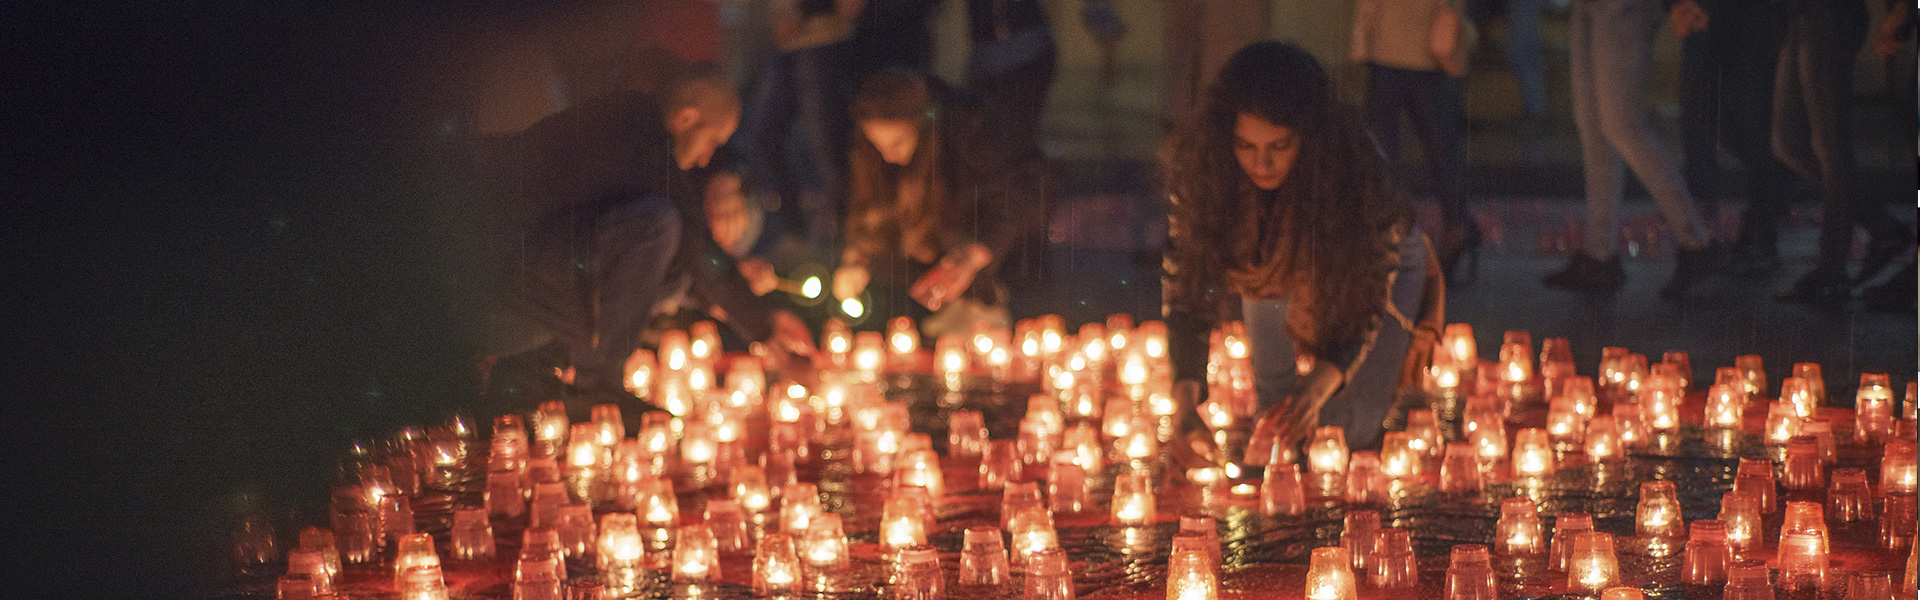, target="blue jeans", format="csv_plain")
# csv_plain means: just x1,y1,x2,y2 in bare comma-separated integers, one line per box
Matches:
1367,65,1467,228
1680,0,1794,243
742,43,851,239
1243,230,1430,450
1505,0,1548,119
1570,0,1708,258
490,198,685,390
